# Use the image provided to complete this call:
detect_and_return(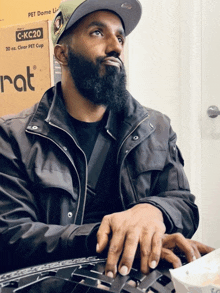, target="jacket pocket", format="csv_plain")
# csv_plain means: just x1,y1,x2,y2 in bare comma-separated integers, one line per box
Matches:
30,168,78,201
127,147,167,179
121,148,167,202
